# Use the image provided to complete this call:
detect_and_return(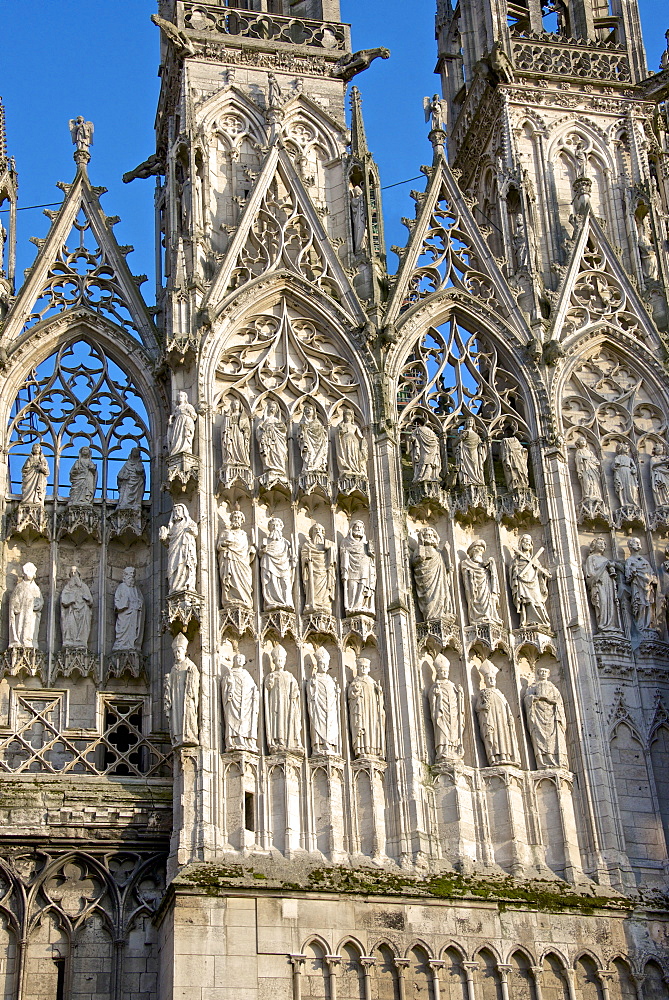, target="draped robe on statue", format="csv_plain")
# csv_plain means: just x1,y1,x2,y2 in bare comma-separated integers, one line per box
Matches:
348,673,385,757
113,577,145,651
430,675,464,761
60,571,93,649
221,403,251,468
21,445,49,505
117,450,145,510
222,662,259,752
307,670,340,755
614,450,639,506
298,410,328,473
9,571,43,648
524,674,568,768
583,549,619,632
575,441,603,500
165,657,199,746
336,412,367,476
218,524,254,608
475,686,520,766
264,668,302,752
410,535,452,620
261,527,294,609
69,450,97,505
461,550,501,623
409,423,441,483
